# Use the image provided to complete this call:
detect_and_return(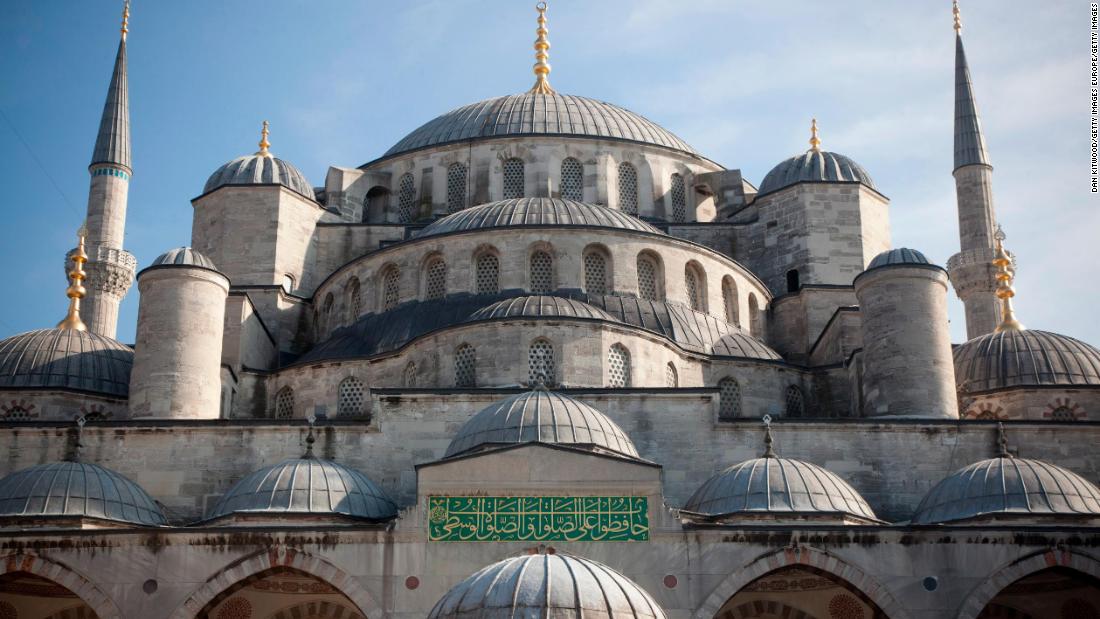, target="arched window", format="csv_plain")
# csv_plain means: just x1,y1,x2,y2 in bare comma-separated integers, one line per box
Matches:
718,377,742,419
455,344,477,388
560,157,583,201
786,269,801,293
785,385,805,418
722,276,739,325
382,267,401,311
346,278,361,324
424,258,447,300
404,361,417,388
1050,406,1077,421
530,250,554,294
528,339,556,387
274,387,294,419
748,293,763,337
684,263,705,311
397,173,416,222
446,162,468,213
363,186,390,222
670,173,687,222
618,162,638,215
475,252,500,294
637,253,662,301
666,362,678,388
503,158,525,199
337,377,366,417
607,344,631,388
583,250,609,296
